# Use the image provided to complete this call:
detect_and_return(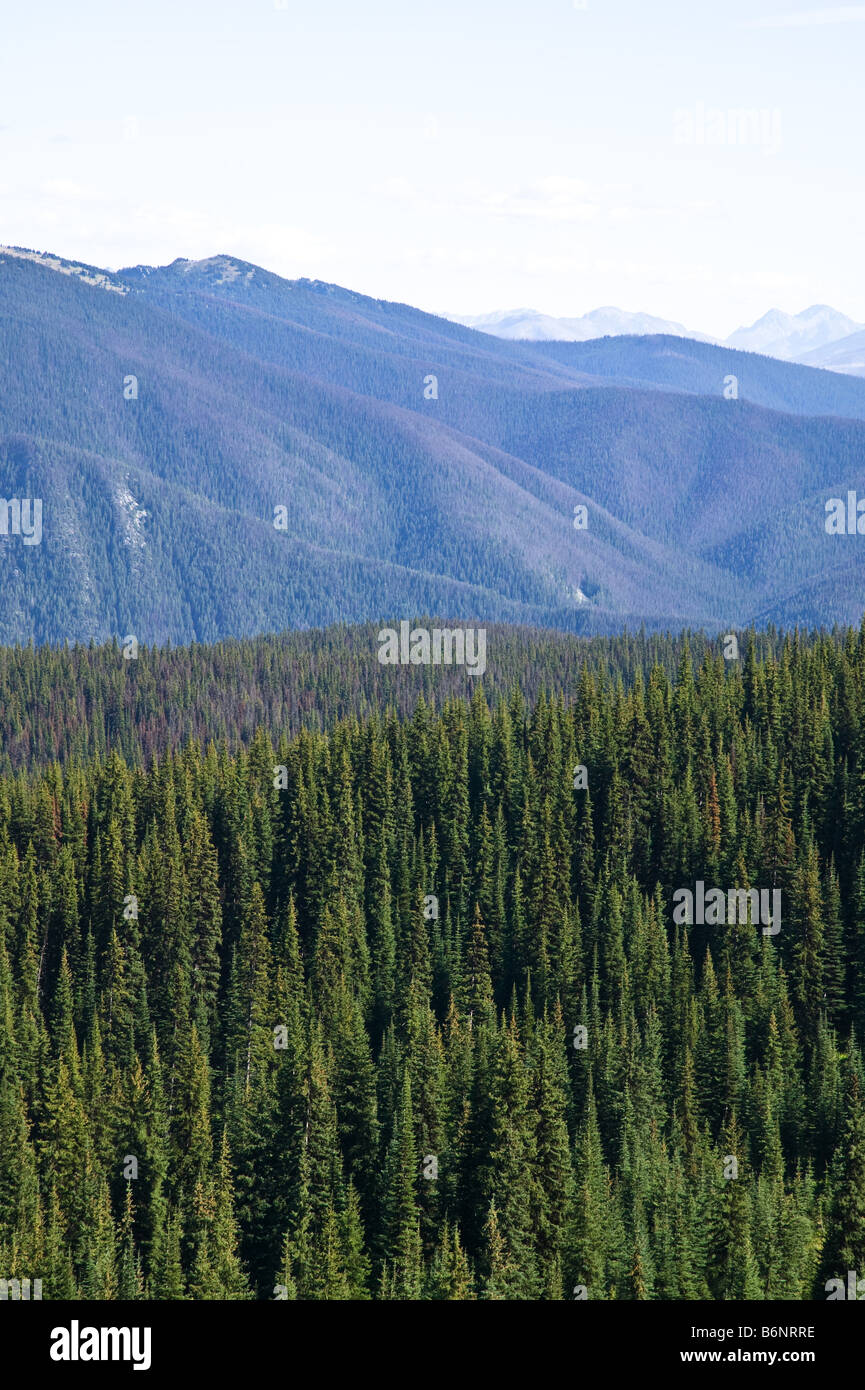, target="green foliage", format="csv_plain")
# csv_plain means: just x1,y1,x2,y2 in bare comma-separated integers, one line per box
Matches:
2,623,865,1298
